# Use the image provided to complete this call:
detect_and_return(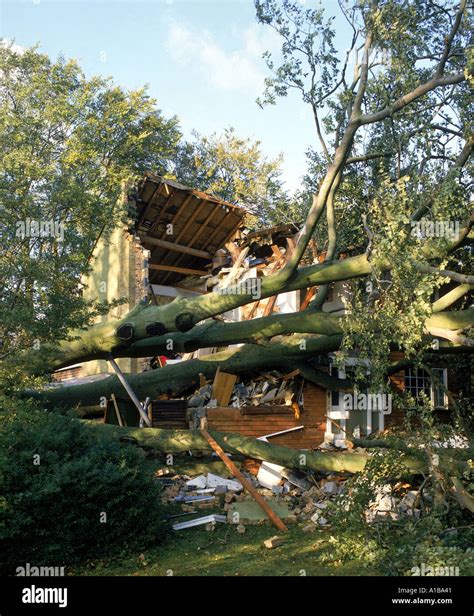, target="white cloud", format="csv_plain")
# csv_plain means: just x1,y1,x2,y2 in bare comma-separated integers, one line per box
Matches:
165,23,278,94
